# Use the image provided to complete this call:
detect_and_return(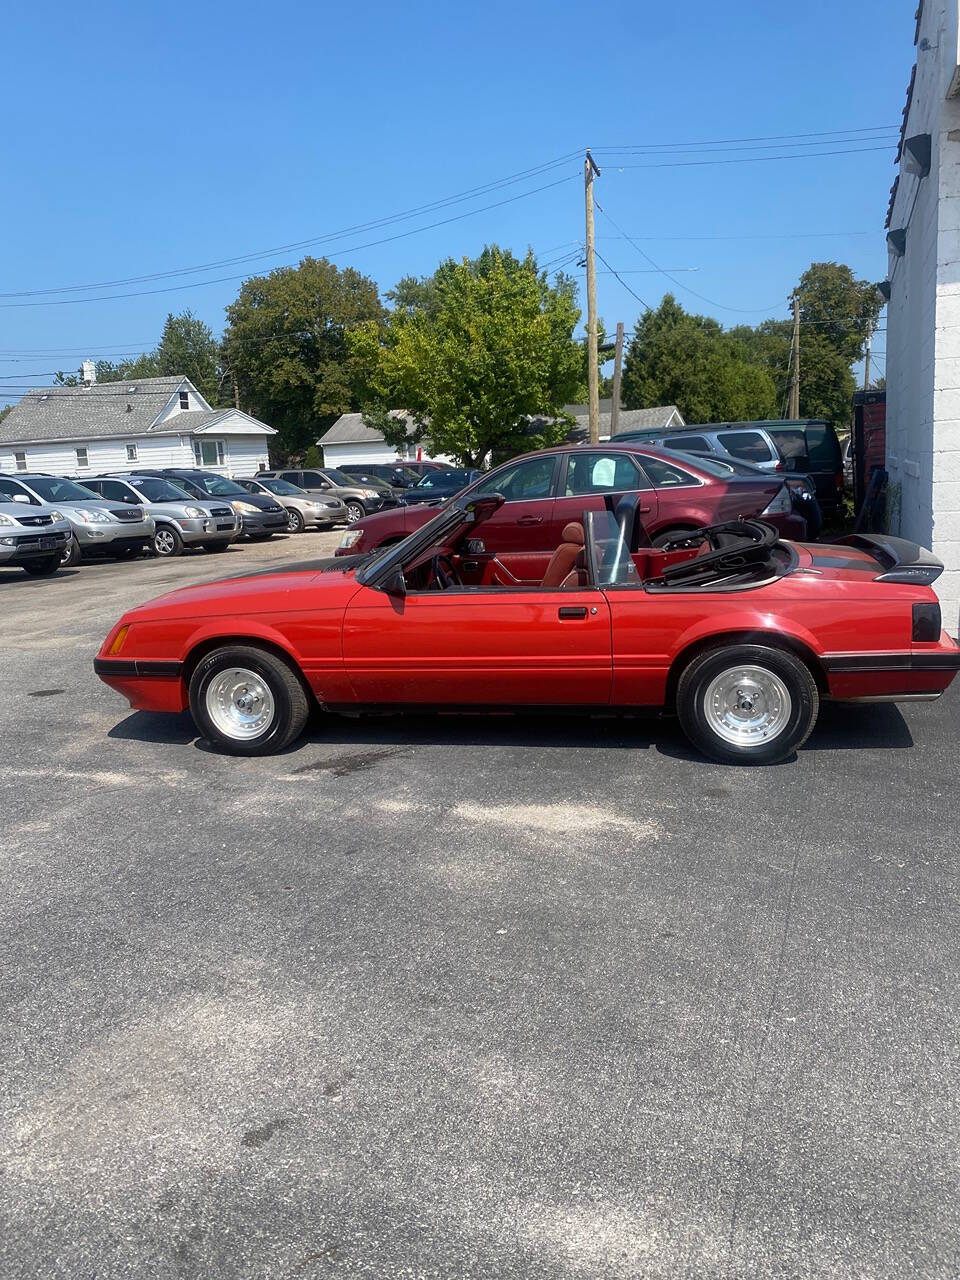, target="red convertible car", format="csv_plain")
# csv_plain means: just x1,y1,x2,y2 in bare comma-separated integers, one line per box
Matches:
95,494,960,765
